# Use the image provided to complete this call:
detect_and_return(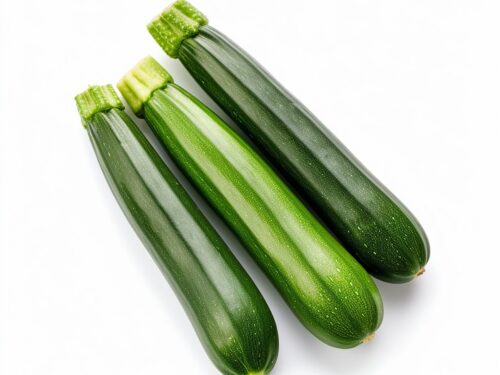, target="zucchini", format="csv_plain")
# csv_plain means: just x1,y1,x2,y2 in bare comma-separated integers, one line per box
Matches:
147,0,430,283
75,85,278,375
118,57,383,348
